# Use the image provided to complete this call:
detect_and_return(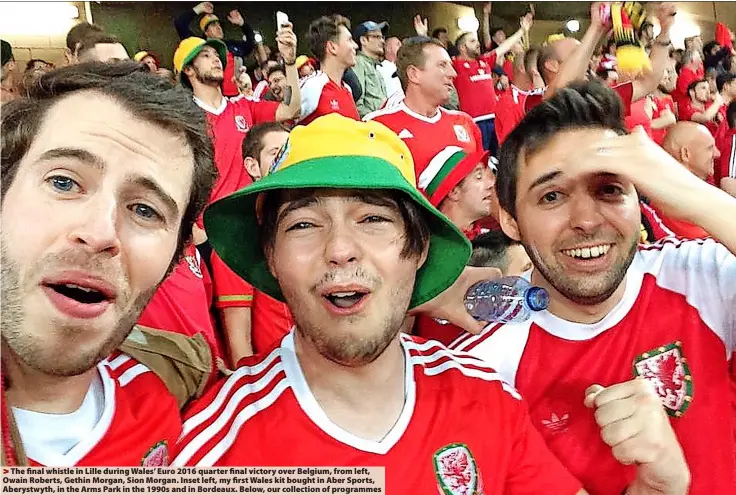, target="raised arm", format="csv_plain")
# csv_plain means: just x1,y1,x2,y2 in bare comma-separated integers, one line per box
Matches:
631,3,677,102
223,9,256,58
274,23,301,122
174,2,212,40
492,14,532,61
